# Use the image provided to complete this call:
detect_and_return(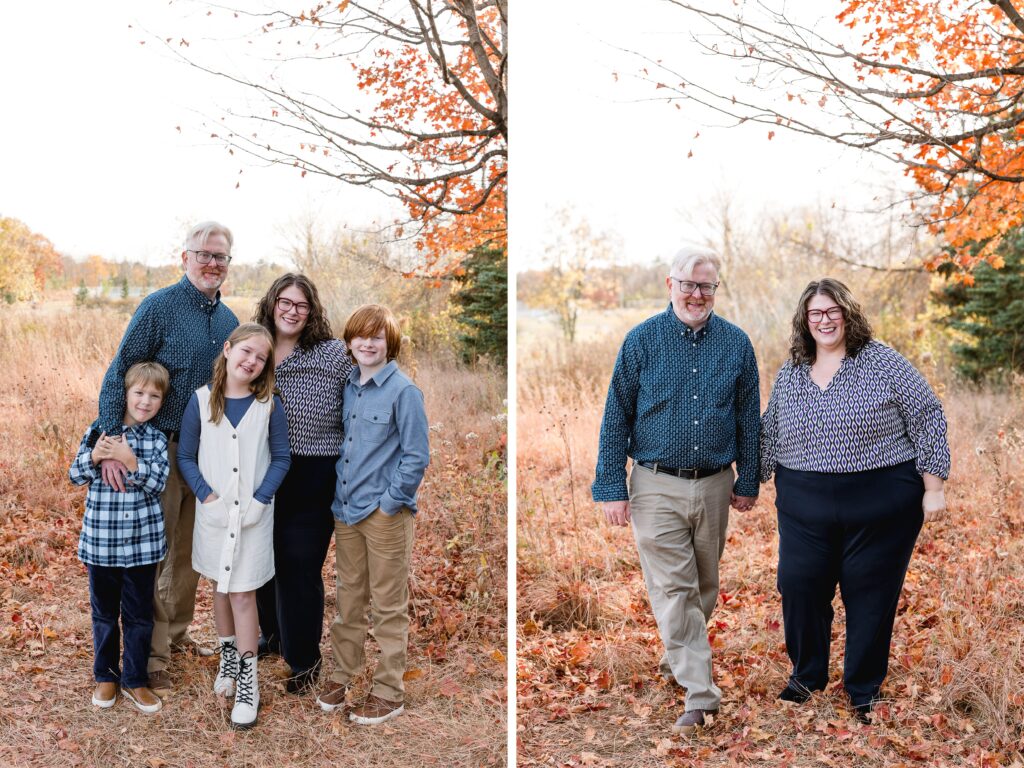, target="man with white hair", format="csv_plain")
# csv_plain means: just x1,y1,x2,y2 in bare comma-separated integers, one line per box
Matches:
592,247,759,735
95,221,239,693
